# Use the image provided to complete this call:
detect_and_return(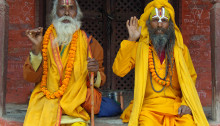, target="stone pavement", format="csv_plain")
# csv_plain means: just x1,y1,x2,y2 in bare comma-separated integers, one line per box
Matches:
2,104,128,126
0,94,220,126
95,116,127,126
